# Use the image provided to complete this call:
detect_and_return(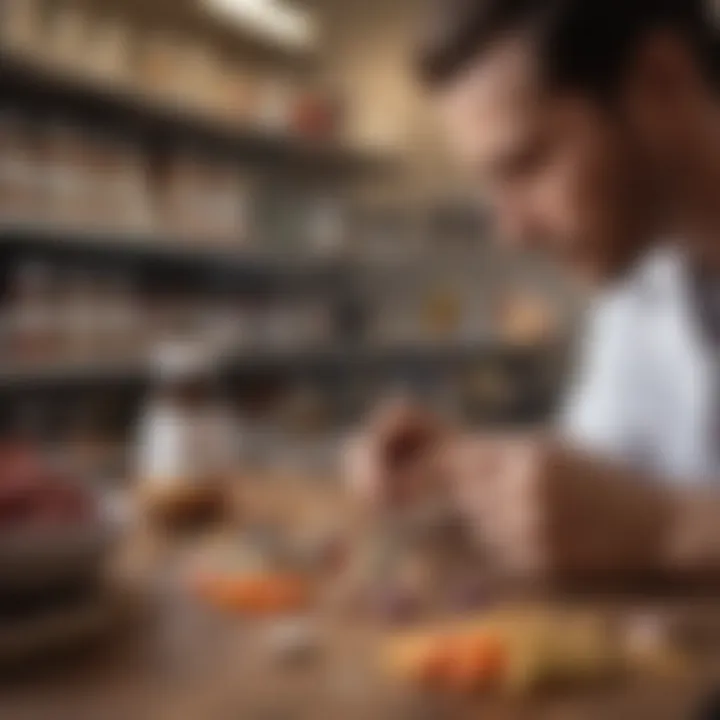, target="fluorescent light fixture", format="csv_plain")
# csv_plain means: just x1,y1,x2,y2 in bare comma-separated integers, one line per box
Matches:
204,0,318,50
